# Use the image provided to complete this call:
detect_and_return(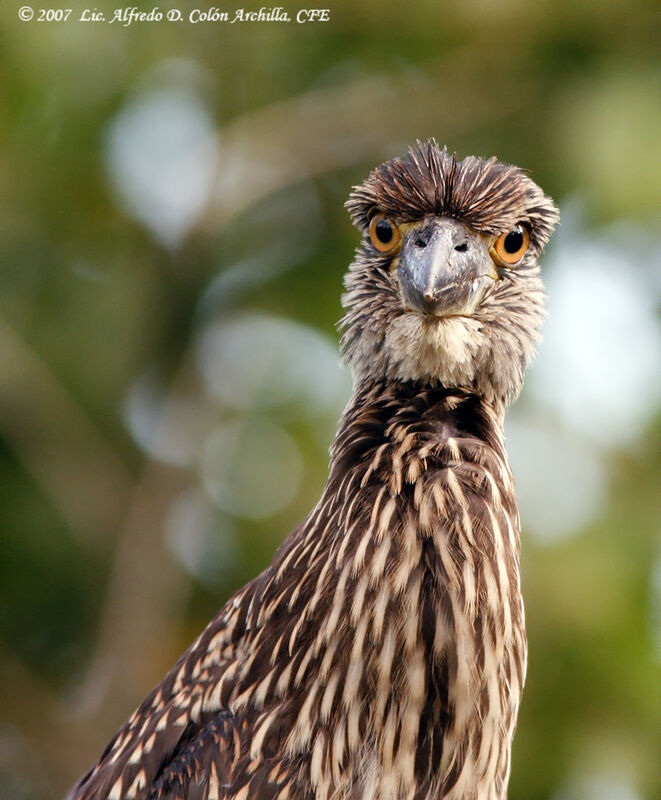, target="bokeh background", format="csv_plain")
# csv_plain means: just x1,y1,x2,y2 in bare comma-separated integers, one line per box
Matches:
1,1,660,797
